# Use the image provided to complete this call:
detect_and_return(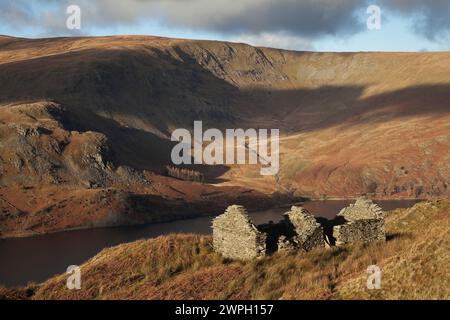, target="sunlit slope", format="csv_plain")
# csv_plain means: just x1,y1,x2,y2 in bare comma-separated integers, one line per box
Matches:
0,35,449,237
2,200,448,300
